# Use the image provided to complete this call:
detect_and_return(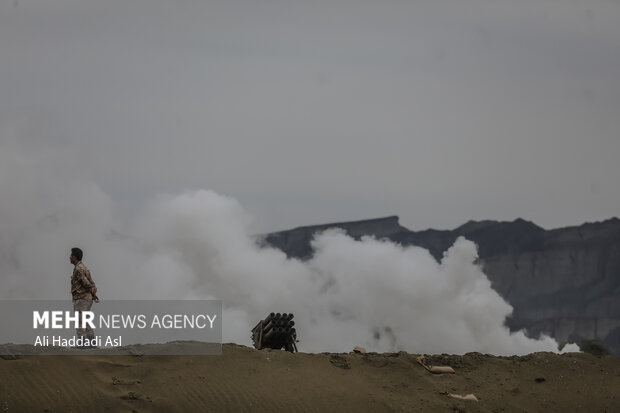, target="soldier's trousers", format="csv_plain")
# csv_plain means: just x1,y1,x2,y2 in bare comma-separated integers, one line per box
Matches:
73,299,95,339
